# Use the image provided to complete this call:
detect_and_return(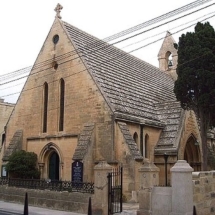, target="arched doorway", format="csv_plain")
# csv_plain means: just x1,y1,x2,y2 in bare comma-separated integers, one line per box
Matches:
49,151,59,180
39,142,63,180
184,135,201,171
